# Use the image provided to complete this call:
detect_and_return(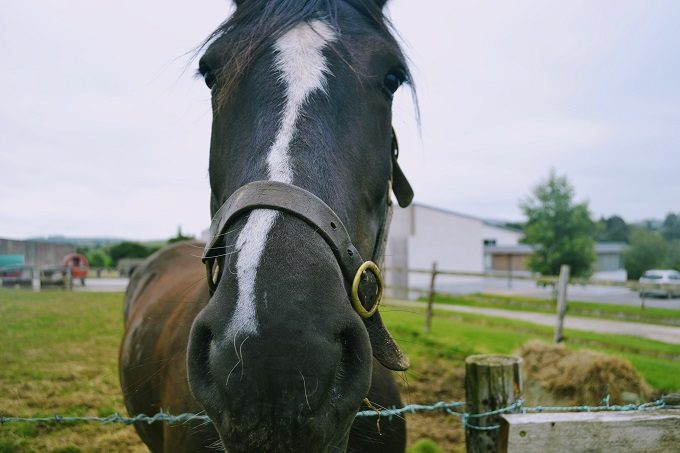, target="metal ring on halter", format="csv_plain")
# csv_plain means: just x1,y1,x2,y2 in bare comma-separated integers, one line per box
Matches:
205,259,220,294
351,261,384,318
